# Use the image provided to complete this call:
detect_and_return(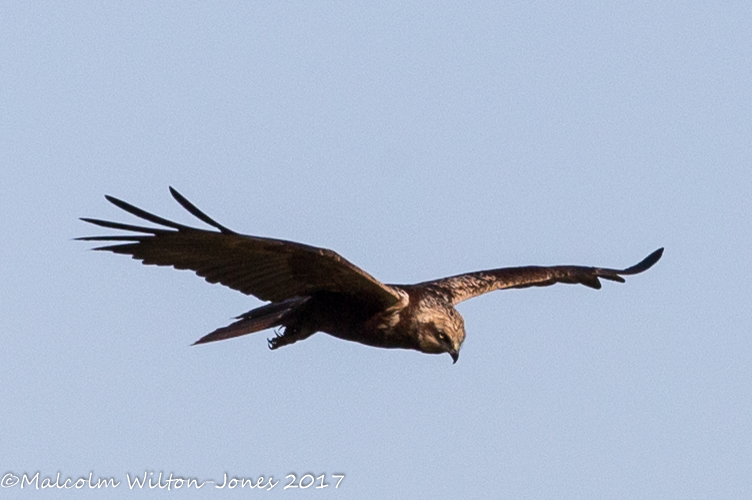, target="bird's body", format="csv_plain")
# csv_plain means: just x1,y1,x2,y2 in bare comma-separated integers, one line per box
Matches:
79,188,663,363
